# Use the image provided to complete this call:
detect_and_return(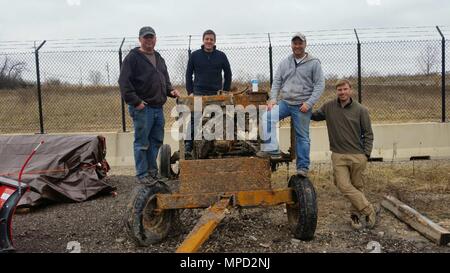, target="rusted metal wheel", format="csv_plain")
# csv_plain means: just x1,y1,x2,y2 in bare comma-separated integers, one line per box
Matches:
123,183,174,246
286,174,318,241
